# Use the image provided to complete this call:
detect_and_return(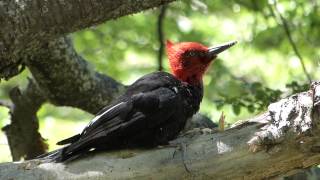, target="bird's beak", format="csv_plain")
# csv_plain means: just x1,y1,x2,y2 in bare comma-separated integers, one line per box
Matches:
208,41,237,56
